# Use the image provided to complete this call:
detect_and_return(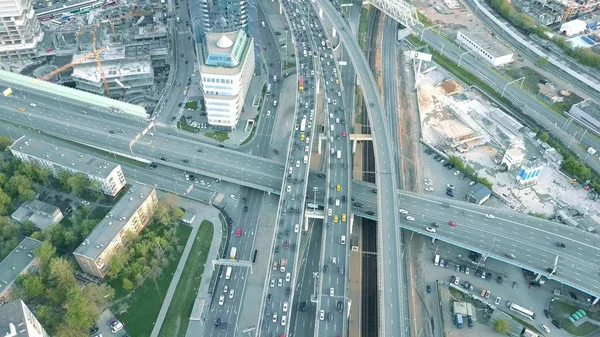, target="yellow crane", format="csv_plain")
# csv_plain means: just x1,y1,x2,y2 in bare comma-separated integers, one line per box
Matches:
91,29,110,95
